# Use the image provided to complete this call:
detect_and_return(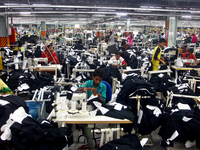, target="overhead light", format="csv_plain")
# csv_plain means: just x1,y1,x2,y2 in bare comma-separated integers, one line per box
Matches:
4,3,19,5
35,8,53,10
116,13,127,16
93,14,105,17
20,12,31,14
32,4,51,5
182,16,192,19
75,24,80,28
